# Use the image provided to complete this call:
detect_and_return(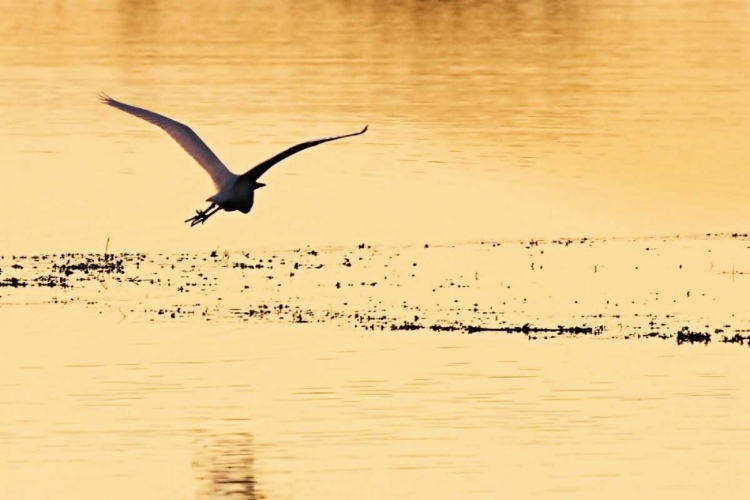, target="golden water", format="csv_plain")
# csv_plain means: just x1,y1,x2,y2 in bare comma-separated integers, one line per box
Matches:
2,1,750,498
1,0,749,253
